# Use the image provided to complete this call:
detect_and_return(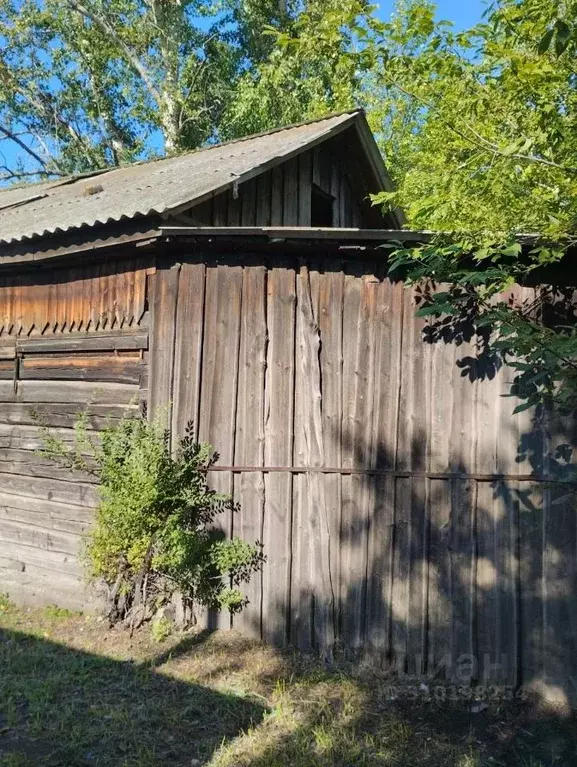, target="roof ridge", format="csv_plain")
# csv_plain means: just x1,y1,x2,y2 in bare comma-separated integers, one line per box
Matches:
0,109,363,196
